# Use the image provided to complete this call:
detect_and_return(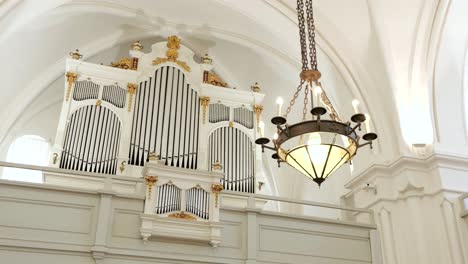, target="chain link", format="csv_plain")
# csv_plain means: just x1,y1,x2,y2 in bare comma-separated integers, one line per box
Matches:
303,83,309,120
305,0,318,70
296,0,309,70
286,0,318,118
